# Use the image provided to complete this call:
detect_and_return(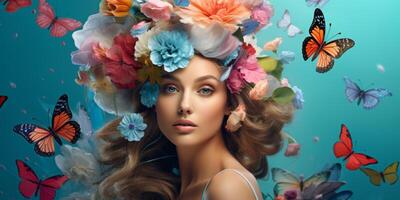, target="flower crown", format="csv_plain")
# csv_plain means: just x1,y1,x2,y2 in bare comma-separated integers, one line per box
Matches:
71,0,300,115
